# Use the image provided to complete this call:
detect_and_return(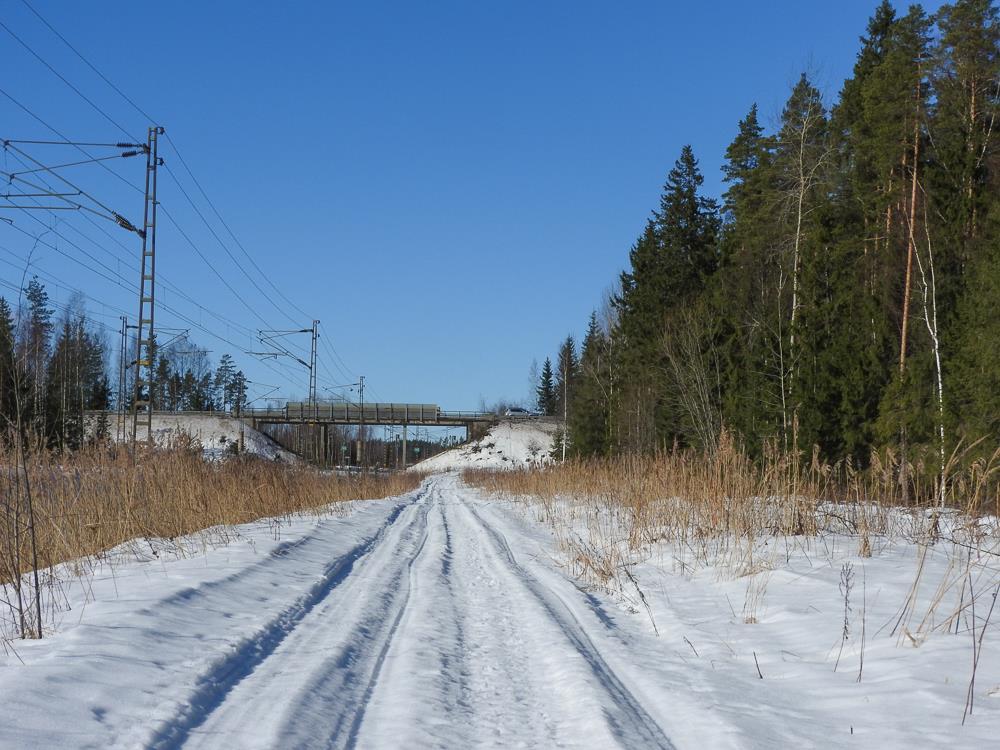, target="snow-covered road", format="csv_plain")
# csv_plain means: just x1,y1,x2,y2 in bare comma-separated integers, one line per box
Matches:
175,474,674,749
3,474,696,749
